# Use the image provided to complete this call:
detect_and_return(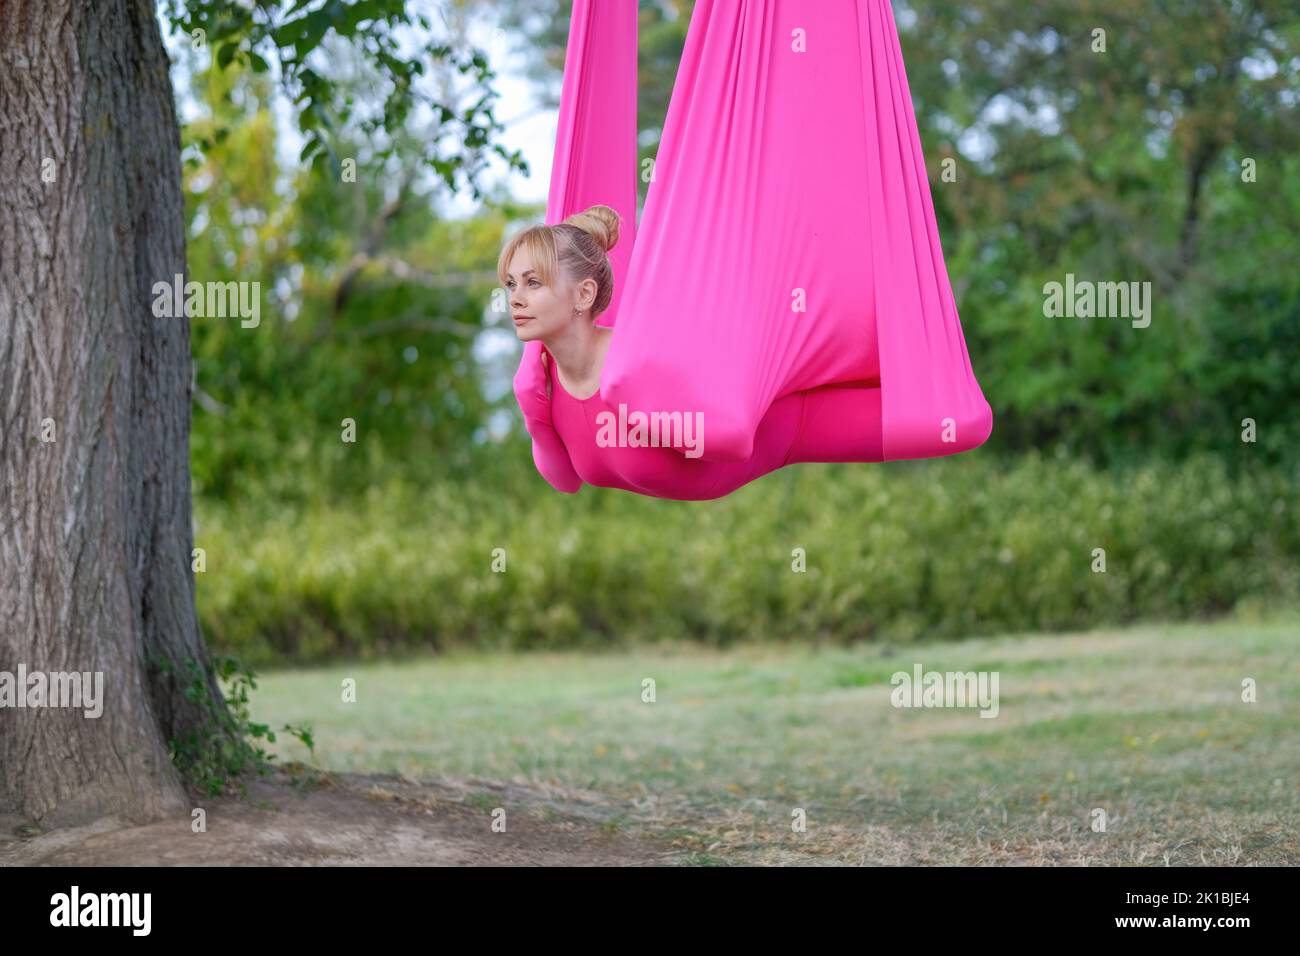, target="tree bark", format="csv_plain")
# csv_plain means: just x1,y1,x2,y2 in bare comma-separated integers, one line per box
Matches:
0,0,232,826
